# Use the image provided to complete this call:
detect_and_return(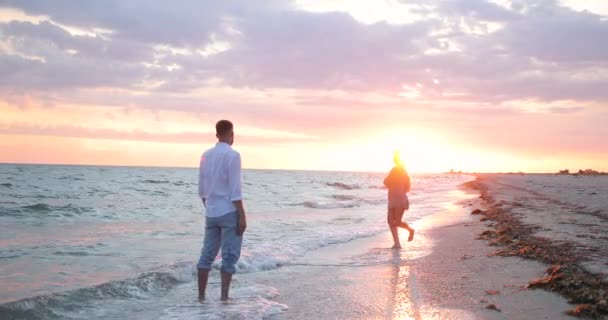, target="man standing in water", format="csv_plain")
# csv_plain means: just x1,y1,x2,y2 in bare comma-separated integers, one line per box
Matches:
384,151,415,248
197,120,247,301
